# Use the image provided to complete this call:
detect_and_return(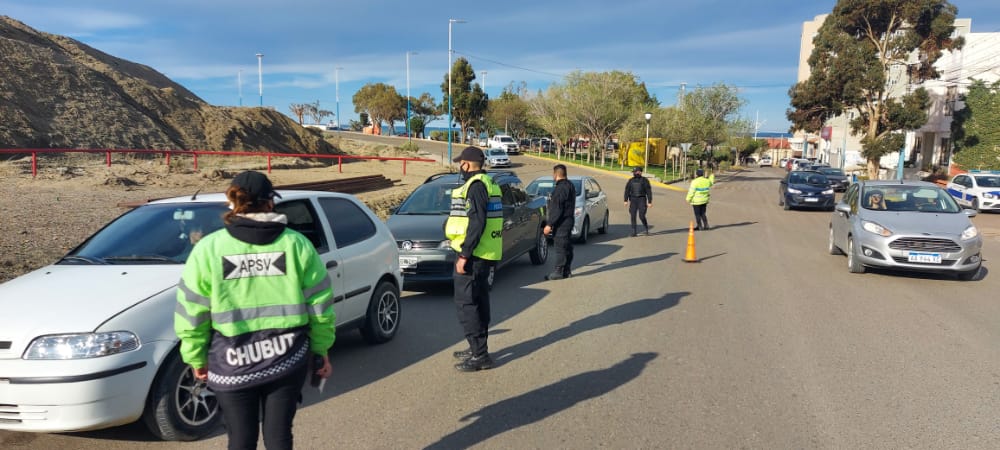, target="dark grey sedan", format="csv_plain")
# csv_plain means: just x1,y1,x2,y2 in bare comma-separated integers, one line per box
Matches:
779,171,836,211
817,167,850,192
